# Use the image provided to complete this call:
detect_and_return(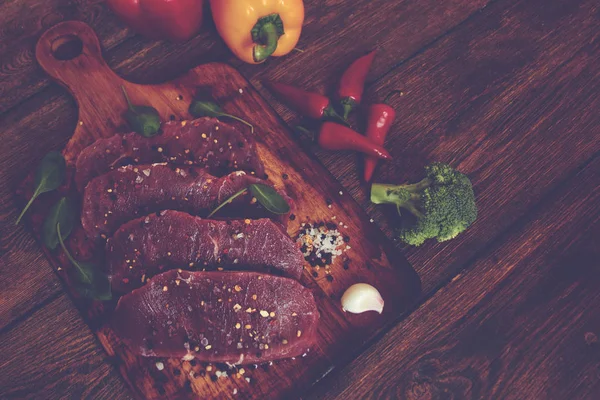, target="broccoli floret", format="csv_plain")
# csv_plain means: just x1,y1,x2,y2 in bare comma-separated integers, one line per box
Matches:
370,162,477,246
